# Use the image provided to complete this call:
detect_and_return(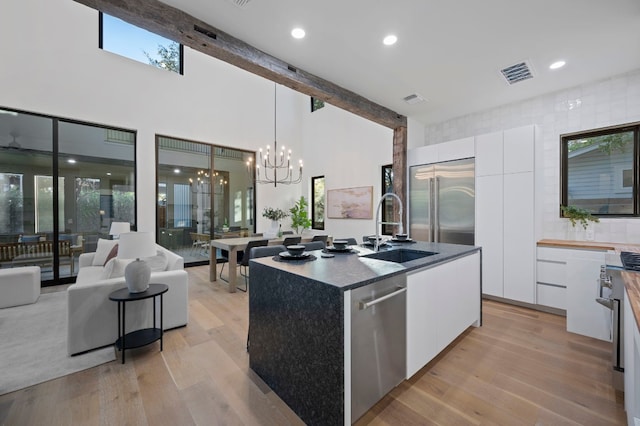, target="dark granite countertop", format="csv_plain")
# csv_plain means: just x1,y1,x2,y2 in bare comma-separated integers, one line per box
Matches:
250,241,480,291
